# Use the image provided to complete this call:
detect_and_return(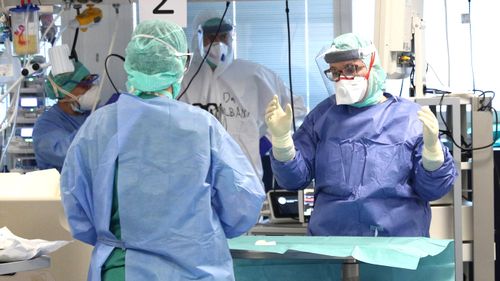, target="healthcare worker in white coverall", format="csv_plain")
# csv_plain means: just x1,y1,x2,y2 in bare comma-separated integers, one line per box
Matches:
179,10,307,181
